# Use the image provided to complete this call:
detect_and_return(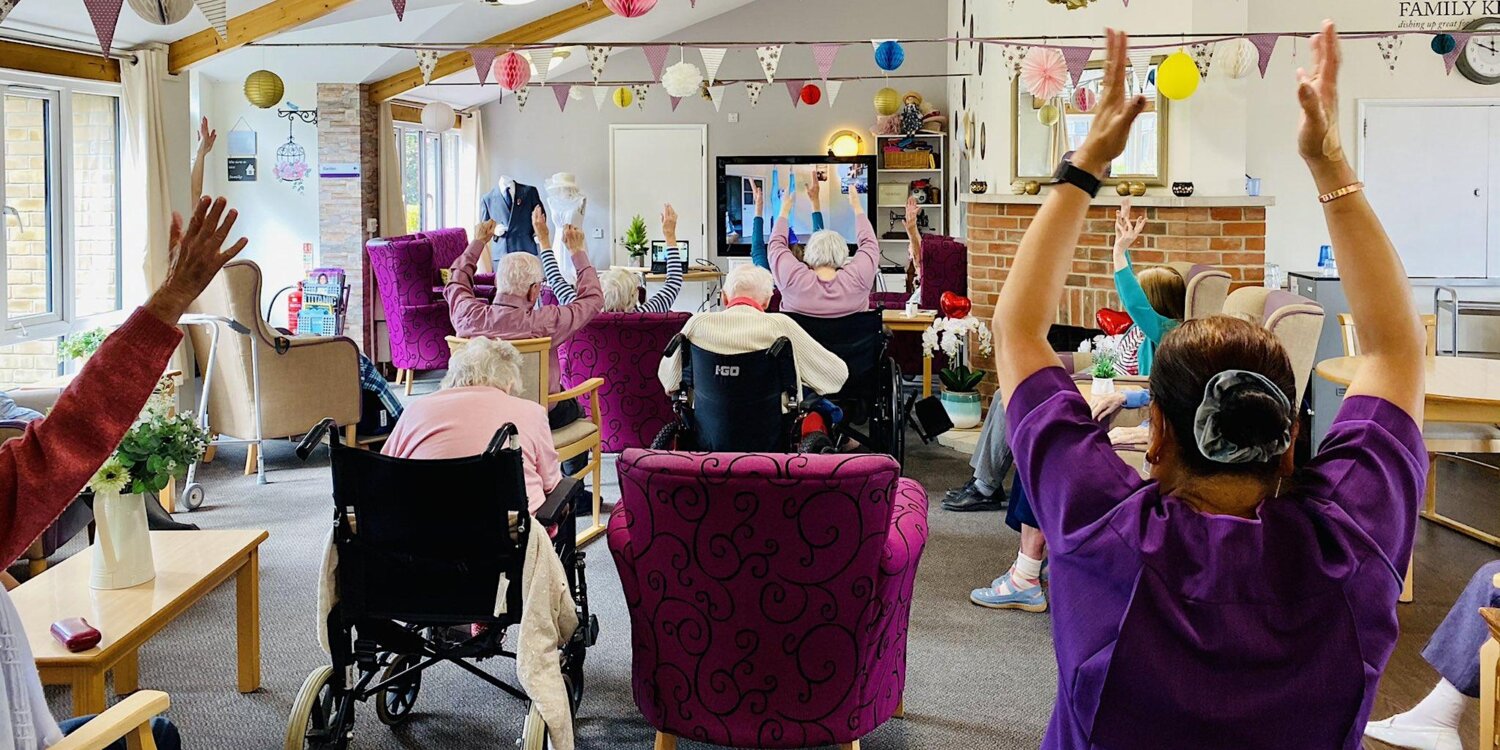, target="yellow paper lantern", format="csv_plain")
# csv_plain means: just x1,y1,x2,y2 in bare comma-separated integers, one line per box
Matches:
613,86,634,109
1156,51,1200,101
874,87,901,117
244,70,285,109
1038,103,1060,126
